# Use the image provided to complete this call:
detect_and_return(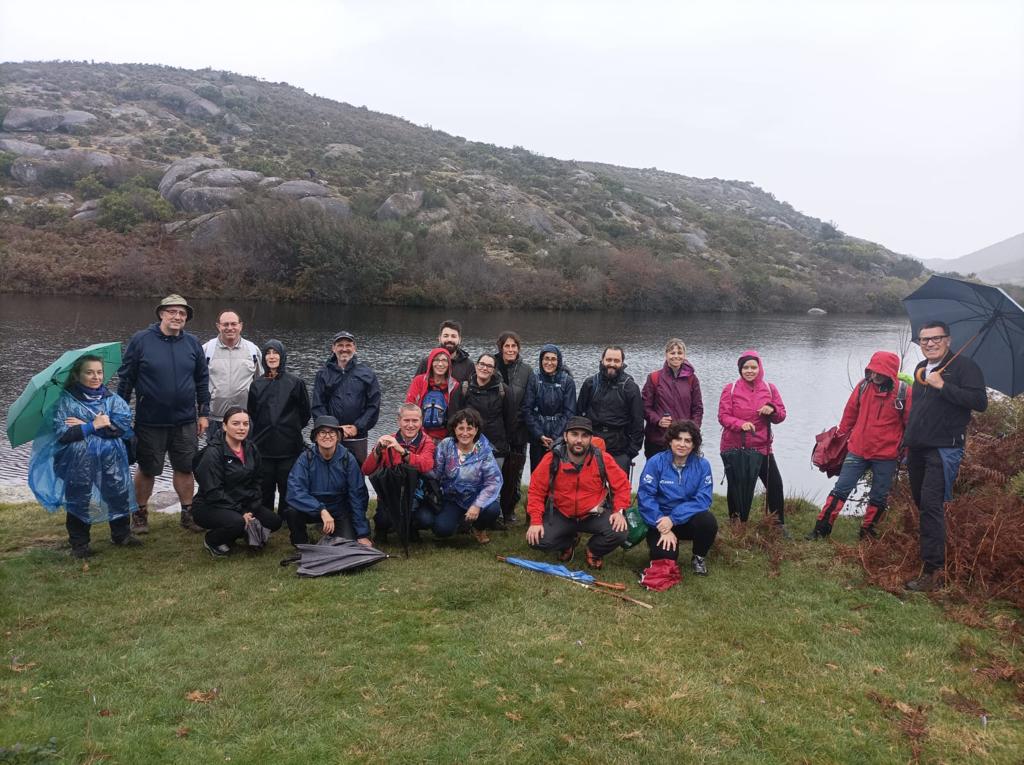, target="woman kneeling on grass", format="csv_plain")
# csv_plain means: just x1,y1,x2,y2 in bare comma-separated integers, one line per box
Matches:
192,406,282,558
637,420,718,576
422,408,503,544
28,354,141,559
